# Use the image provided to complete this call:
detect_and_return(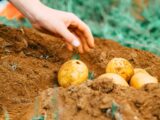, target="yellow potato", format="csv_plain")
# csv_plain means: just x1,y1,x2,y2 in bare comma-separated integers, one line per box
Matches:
58,60,88,87
130,73,158,89
134,68,149,74
106,58,134,81
97,73,129,87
